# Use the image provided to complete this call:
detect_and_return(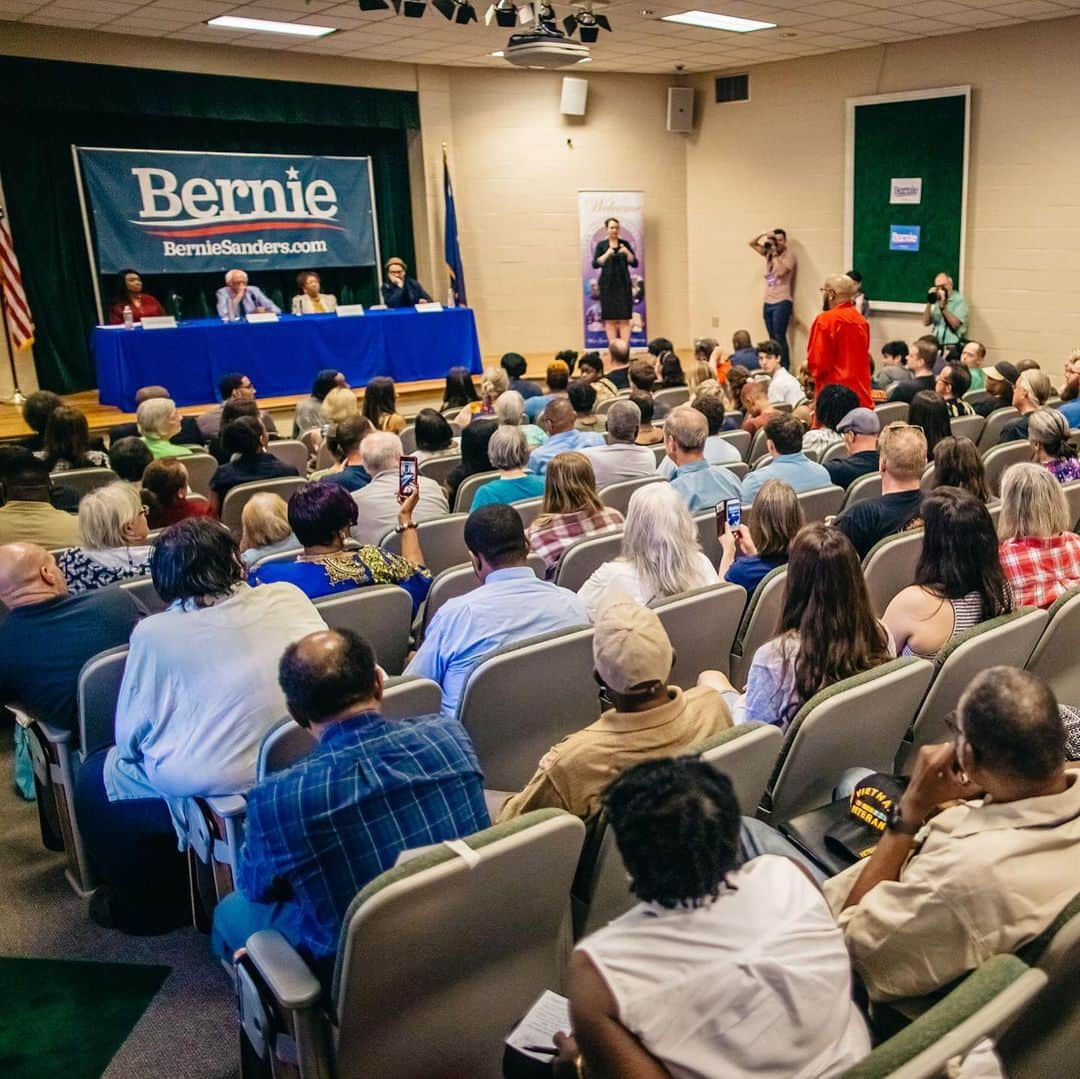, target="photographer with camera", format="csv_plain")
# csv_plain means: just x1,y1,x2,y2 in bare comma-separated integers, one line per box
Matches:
922,272,968,349
749,228,797,369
